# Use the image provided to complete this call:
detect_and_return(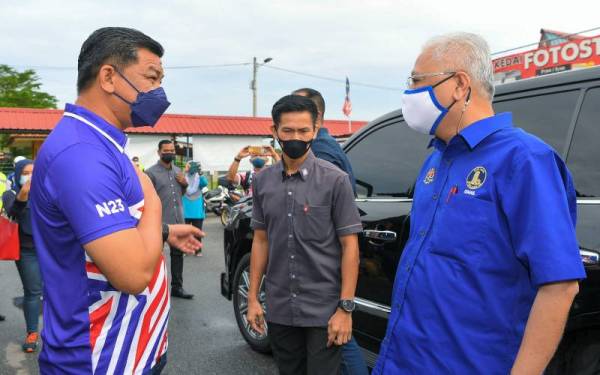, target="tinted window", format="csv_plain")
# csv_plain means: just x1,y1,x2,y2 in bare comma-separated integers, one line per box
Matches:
567,87,600,197
494,90,579,153
346,121,431,198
